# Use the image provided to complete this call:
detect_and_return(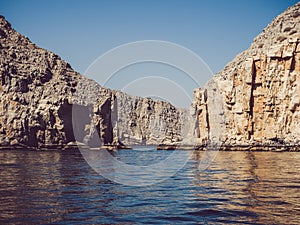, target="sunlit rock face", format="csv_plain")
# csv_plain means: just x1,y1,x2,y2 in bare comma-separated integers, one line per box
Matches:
1,2,299,150
192,3,300,147
0,15,185,149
